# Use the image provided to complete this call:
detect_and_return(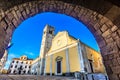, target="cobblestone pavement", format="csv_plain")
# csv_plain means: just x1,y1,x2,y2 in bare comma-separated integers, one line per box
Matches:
0,75,76,80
